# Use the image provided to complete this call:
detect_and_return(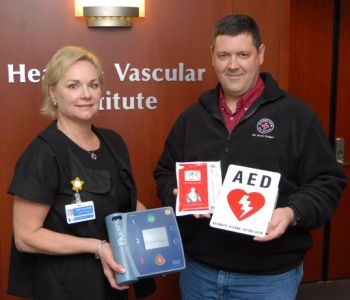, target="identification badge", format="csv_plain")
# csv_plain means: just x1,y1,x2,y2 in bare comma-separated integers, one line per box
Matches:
65,201,96,224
